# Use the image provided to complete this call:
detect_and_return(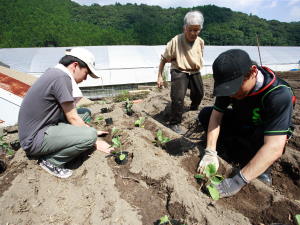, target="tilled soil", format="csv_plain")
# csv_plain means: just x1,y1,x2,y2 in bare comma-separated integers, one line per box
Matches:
0,71,299,225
